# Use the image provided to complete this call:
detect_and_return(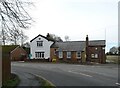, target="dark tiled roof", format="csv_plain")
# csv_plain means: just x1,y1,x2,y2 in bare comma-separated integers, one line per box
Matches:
89,40,106,46
30,34,55,42
51,40,105,51
51,41,85,51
